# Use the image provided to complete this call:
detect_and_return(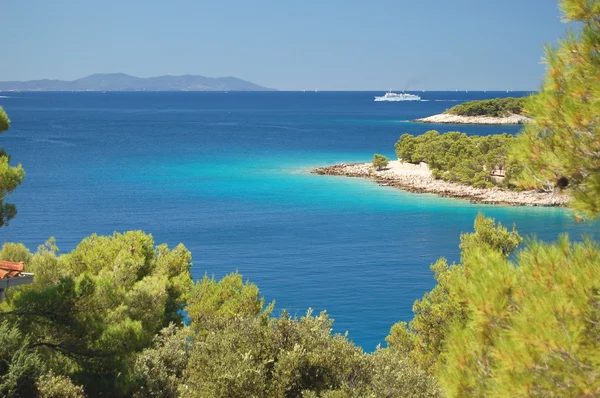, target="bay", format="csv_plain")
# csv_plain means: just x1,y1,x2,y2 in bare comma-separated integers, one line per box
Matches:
0,91,596,350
